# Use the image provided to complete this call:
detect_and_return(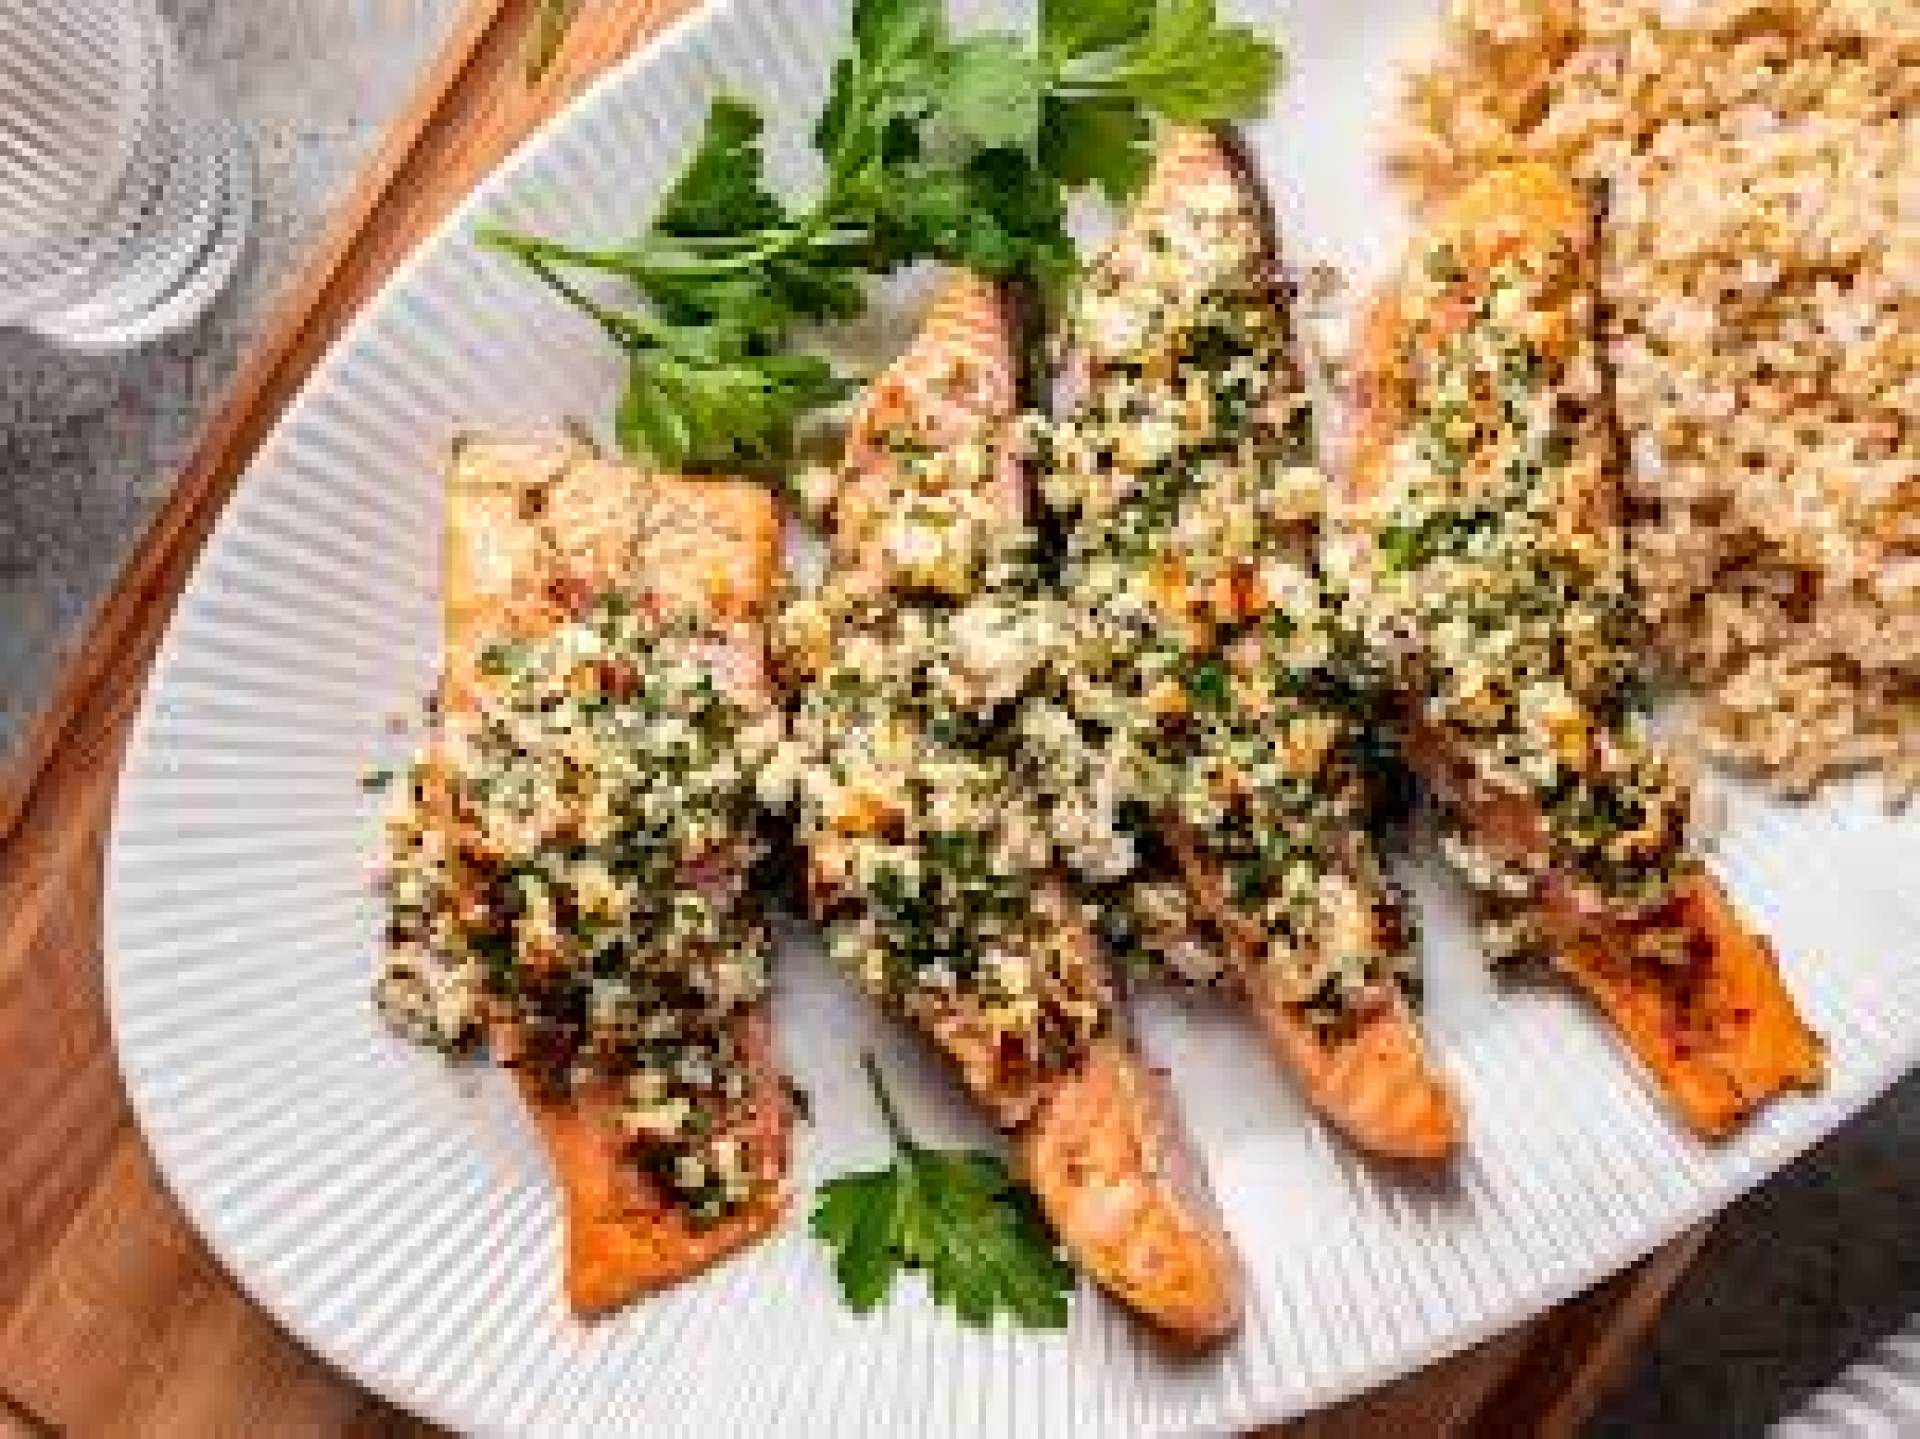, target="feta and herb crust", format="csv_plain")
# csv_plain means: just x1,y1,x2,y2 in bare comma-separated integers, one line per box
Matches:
377,438,790,1313
777,280,1110,1125
1042,128,1460,1161
1349,163,1823,1138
